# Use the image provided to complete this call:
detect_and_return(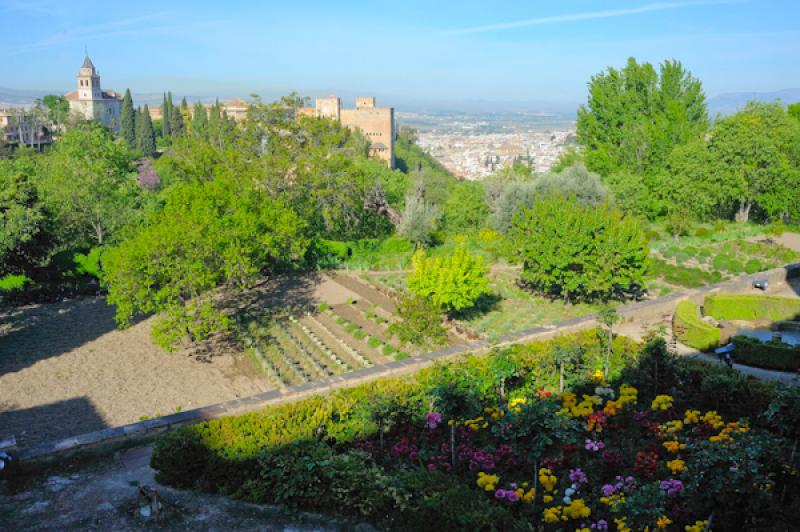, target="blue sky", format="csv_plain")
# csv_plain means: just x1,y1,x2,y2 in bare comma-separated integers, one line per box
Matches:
1,0,798,106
